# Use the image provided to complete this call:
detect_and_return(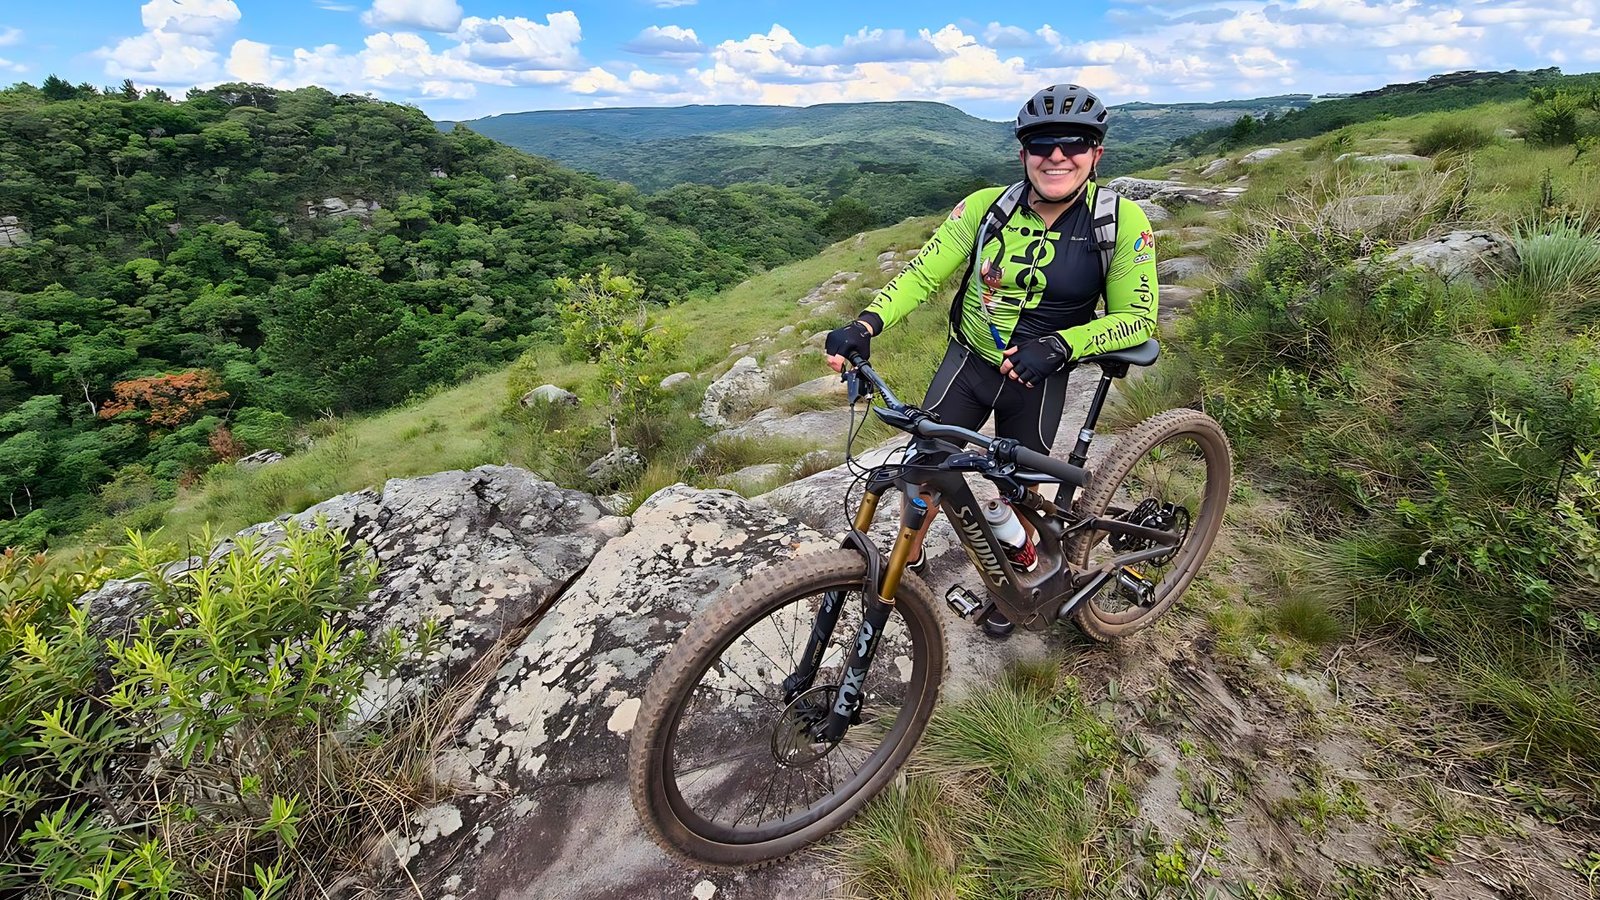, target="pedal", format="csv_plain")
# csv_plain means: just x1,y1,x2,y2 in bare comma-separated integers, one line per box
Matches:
945,585,983,619
1116,566,1155,603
